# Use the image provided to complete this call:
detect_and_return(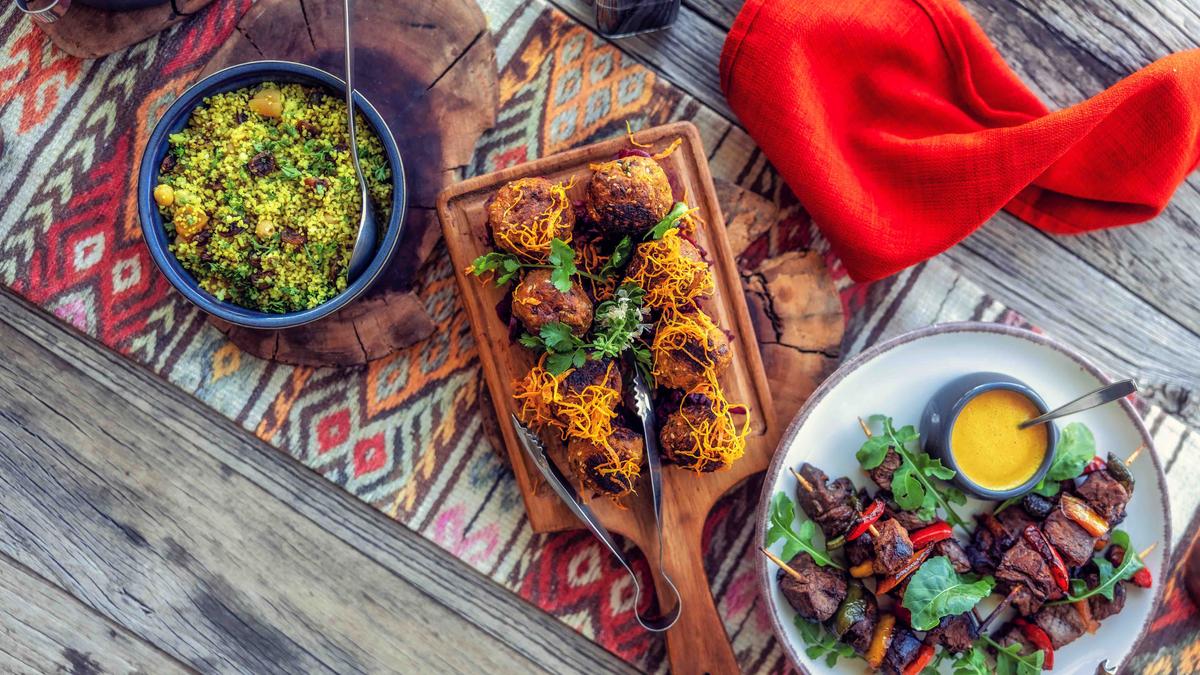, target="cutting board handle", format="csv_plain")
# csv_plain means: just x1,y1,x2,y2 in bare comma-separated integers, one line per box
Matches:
650,511,740,675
